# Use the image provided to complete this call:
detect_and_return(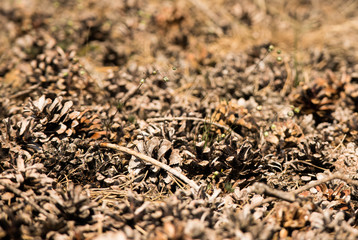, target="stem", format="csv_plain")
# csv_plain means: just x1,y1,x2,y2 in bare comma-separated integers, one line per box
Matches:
95,142,200,192
250,172,358,207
